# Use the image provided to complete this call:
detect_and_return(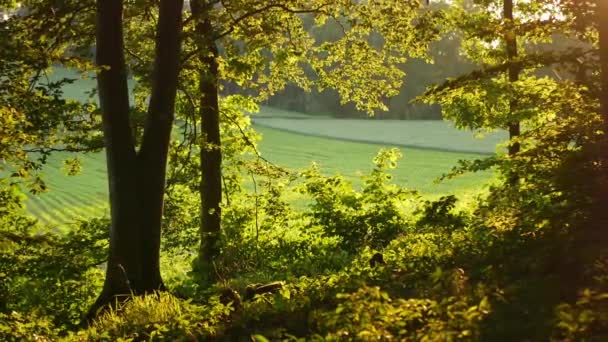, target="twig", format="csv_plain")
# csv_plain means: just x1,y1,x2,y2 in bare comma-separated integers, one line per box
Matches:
23,145,102,154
